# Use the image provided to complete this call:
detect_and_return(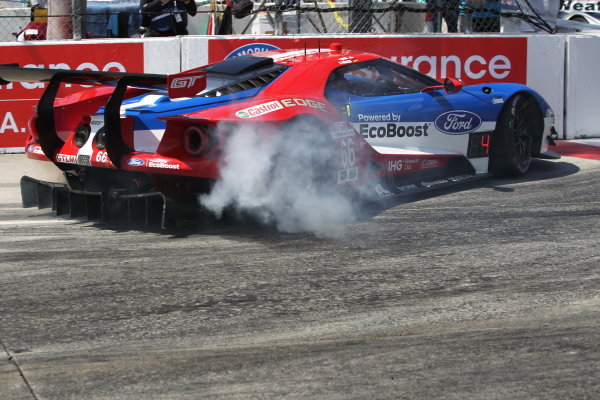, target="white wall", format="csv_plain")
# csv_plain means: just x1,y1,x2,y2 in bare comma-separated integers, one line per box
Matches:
180,36,210,71
564,34,600,139
143,38,181,73
527,35,566,139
